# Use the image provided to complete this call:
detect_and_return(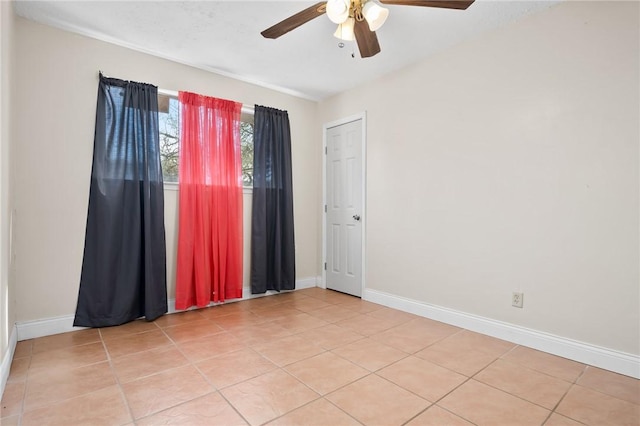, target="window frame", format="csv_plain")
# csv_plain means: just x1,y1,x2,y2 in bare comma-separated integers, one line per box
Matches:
157,88,255,192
